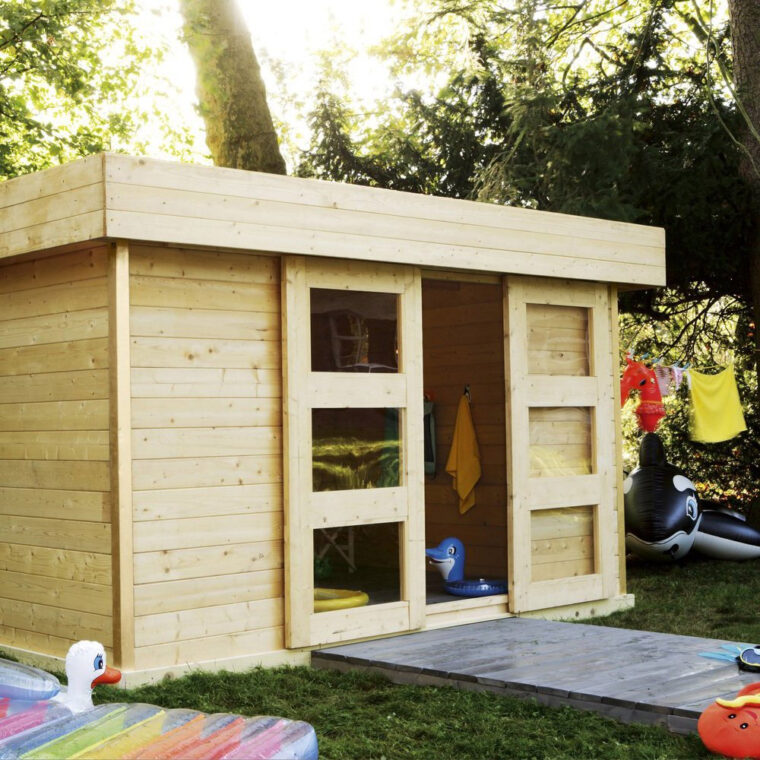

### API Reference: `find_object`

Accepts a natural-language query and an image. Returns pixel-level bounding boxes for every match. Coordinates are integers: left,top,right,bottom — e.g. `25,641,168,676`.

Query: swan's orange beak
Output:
92,666,121,687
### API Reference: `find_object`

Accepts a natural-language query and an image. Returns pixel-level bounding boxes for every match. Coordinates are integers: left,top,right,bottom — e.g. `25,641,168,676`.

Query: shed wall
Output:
0,246,112,658
128,245,285,670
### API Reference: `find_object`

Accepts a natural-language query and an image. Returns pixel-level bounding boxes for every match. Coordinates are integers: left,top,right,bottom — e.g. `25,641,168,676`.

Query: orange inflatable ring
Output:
313,588,369,613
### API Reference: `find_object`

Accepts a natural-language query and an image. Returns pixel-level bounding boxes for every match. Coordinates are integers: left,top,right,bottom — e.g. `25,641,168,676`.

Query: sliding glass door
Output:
282,256,425,648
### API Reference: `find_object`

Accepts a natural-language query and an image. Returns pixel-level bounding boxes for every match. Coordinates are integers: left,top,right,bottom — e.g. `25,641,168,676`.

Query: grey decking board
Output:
396,626,620,669
666,714,698,735
560,639,749,699
358,631,596,676
313,617,750,735
460,635,667,685
647,675,753,710
551,653,718,695
615,665,745,704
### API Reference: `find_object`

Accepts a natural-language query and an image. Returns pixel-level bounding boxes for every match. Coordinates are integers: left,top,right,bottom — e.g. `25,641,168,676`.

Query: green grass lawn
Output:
90,556,759,759
94,667,709,760
587,554,760,643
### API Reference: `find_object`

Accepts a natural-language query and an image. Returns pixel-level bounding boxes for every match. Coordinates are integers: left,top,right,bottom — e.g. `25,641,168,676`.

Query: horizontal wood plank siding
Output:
0,155,105,260
98,154,664,287
507,280,620,613
129,245,285,670
527,297,620,591
0,246,112,658
0,154,664,285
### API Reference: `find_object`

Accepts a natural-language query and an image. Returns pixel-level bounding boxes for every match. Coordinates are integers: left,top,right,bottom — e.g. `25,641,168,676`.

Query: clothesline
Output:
627,351,690,369
623,351,747,443
624,349,734,374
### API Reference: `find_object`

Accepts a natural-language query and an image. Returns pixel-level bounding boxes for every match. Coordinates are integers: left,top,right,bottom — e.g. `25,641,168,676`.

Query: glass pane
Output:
311,288,398,372
531,506,595,582
527,304,589,376
312,408,400,491
529,407,593,477
314,522,400,611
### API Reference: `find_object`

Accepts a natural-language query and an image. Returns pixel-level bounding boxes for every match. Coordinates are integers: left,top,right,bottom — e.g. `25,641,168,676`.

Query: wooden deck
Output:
313,617,757,734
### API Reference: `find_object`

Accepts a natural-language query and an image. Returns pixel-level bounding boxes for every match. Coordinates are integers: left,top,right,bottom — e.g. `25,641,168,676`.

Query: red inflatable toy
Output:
698,682,760,759
620,357,665,433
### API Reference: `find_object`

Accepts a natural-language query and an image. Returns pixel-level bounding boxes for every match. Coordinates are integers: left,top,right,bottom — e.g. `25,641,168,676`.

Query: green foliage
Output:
620,294,759,509
301,0,752,290
312,438,400,491
300,0,760,503
0,0,201,179
95,663,709,759
298,18,507,197
299,0,750,279
0,0,145,178
313,555,332,581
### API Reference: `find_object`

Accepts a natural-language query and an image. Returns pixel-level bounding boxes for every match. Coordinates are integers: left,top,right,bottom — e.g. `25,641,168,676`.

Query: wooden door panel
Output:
505,277,618,614
282,256,424,647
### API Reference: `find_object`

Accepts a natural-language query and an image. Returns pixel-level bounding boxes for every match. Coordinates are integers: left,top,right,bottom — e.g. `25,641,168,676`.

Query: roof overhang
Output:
0,153,665,288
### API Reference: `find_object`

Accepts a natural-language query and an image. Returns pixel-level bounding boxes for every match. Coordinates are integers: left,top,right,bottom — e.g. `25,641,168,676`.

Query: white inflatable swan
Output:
0,640,120,714
52,640,121,713
0,640,319,759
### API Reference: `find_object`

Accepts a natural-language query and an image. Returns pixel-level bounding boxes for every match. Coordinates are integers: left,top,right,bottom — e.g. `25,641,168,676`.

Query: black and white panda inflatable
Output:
624,433,760,562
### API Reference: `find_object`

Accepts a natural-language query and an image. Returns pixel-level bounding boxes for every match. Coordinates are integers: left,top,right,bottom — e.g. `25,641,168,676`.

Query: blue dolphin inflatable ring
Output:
426,537,507,596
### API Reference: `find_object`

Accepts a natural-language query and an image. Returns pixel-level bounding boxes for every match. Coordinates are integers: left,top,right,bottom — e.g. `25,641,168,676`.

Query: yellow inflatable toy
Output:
313,588,369,612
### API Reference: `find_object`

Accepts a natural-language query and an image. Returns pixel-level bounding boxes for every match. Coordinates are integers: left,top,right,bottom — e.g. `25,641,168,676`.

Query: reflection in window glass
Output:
529,407,593,477
312,408,400,491
313,522,400,611
310,288,398,372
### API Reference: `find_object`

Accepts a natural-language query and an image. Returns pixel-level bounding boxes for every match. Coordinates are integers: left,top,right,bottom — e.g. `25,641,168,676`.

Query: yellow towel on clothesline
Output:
689,364,746,443
446,394,482,514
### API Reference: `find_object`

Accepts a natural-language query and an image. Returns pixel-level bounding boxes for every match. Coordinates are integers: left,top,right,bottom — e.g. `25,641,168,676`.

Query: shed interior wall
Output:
0,246,113,658
129,245,285,670
422,279,508,585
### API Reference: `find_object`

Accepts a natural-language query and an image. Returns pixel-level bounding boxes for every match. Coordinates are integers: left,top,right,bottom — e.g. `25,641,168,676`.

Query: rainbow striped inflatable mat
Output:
0,697,318,759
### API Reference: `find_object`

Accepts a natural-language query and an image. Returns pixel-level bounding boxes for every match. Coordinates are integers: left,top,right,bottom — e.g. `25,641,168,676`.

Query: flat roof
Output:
0,153,665,287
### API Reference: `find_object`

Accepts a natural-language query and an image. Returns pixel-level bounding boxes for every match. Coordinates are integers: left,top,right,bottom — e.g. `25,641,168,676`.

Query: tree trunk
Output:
179,0,287,174
727,0,760,400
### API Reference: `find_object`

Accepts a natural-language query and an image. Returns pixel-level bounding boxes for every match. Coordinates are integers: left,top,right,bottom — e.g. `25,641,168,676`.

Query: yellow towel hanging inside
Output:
445,394,482,514
689,364,746,443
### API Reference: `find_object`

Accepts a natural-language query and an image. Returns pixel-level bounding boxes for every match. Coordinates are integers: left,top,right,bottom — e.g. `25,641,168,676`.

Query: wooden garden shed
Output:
0,153,665,684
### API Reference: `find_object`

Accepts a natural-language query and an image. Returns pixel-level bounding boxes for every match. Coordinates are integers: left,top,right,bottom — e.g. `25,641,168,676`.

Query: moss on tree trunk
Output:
179,0,287,174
